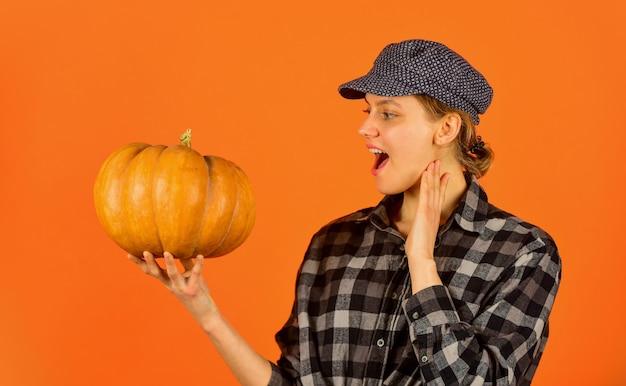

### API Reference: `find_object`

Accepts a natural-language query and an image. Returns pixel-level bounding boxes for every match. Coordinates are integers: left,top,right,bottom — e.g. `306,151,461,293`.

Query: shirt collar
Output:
367,174,490,235
449,174,489,234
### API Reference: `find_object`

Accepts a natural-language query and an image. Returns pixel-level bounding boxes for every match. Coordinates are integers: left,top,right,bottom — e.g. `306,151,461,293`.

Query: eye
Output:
382,112,396,119
362,109,371,115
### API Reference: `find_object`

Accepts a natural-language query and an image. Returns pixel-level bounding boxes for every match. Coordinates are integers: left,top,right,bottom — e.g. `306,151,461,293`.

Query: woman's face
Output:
359,93,442,196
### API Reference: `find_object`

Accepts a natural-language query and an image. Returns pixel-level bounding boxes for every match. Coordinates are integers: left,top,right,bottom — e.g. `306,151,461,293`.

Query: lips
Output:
368,147,389,175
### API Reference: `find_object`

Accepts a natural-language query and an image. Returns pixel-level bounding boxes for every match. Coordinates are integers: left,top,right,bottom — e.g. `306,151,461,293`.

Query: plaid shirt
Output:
269,176,561,386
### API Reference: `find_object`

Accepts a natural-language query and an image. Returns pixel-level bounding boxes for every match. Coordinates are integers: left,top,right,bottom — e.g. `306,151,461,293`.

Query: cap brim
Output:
339,73,415,100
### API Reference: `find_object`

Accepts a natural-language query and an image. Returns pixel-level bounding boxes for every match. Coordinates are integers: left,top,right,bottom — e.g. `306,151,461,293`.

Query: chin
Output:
374,181,405,196
374,175,419,196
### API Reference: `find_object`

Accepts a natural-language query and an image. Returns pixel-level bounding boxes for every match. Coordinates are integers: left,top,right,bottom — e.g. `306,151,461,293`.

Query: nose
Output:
357,115,379,139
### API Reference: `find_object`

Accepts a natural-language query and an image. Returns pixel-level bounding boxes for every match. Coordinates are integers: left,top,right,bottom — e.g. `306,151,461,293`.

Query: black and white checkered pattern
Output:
339,40,493,124
270,175,561,385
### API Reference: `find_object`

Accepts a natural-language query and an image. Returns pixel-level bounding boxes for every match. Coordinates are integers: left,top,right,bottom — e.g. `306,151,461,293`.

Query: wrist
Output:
187,294,222,336
200,307,226,337
409,258,442,294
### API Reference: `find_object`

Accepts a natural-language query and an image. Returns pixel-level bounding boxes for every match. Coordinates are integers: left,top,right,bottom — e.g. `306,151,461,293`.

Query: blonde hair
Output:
415,94,494,178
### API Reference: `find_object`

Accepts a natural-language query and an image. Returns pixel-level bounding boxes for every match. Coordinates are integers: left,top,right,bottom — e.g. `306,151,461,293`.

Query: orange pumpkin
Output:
93,130,255,259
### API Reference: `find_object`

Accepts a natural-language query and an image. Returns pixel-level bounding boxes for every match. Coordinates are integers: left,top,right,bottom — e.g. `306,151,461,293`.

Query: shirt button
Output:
421,356,428,363
376,338,385,348
399,245,405,251
391,292,398,300
412,312,419,320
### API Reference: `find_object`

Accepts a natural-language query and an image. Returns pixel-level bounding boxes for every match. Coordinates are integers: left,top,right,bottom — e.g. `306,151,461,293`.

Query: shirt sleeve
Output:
269,302,301,386
269,363,298,386
402,247,561,385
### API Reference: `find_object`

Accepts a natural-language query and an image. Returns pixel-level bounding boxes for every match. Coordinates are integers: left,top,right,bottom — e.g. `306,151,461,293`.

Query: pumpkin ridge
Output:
121,147,143,256
195,155,240,258
149,145,166,256
189,153,212,259
212,162,255,256
94,142,151,258
116,144,149,257
121,144,167,258
207,160,239,256
227,164,256,252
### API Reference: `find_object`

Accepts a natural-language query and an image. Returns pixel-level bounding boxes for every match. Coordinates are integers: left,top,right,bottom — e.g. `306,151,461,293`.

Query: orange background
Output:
1,1,625,385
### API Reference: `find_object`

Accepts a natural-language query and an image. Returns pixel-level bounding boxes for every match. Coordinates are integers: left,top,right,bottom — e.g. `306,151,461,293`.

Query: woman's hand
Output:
128,251,273,384
405,160,449,293
128,252,218,329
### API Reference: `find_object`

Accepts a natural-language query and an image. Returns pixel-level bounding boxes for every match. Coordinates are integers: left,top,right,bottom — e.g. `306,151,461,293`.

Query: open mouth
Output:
369,148,389,174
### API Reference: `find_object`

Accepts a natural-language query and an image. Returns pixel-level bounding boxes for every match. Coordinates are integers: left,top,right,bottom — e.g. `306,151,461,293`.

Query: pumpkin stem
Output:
180,129,192,147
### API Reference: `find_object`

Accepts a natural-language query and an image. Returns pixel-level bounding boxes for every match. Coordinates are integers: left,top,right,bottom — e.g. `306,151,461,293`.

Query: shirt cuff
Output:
268,361,295,386
403,285,460,332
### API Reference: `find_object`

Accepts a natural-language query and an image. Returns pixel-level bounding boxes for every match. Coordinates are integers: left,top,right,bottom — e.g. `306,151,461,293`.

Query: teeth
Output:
369,148,386,154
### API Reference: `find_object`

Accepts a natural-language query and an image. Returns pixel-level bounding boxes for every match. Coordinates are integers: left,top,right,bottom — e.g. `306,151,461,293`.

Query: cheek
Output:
394,134,433,166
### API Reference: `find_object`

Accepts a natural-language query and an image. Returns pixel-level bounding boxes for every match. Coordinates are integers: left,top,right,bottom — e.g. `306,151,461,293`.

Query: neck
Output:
392,167,468,238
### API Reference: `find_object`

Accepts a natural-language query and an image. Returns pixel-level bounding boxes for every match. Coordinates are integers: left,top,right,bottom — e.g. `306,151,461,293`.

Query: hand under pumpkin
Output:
128,251,218,327
128,250,274,385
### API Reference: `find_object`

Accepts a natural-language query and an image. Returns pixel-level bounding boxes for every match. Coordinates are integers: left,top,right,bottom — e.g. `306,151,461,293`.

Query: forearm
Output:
143,253,273,386
202,309,273,386
404,285,546,385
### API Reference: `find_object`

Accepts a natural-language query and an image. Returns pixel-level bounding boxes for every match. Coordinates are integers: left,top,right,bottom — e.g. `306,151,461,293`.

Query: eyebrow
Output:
364,97,403,108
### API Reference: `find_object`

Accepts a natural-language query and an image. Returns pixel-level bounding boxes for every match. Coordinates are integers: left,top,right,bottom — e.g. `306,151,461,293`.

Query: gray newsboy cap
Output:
338,39,493,124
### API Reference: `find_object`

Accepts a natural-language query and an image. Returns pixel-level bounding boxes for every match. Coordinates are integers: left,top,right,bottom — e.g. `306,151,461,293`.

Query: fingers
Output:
431,160,449,208
421,160,449,209
188,254,205,277
439,172,450,208
164,252,208,294
127,252,156,275
163,251,178,275
163,252,188,290
127,251,171,286
127,251,208,294
187,255,204,287
406,161,450,260
144,251,172,283
419,161,436,204
127,253,144,266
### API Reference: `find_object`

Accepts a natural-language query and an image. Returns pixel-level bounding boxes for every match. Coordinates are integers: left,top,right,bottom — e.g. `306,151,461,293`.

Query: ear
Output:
433,112,461,146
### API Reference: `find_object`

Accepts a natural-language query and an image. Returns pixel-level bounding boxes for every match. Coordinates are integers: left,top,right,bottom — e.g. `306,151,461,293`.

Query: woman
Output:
129,39,561,385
